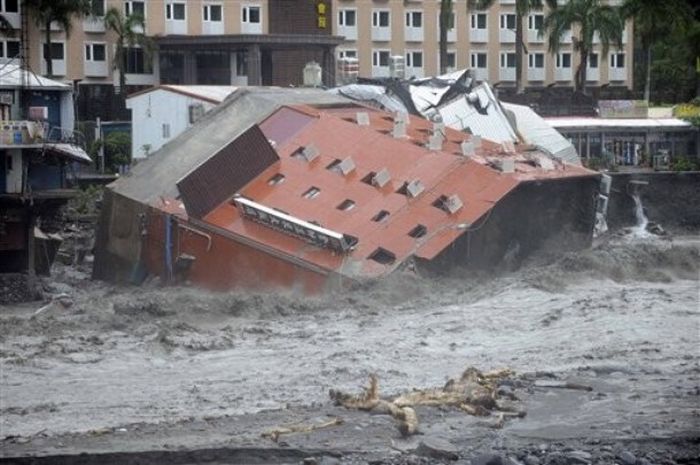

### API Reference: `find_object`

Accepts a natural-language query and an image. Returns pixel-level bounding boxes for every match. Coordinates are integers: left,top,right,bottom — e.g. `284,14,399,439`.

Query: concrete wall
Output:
126,90,218,159
423,175,601,272
606,172,700,232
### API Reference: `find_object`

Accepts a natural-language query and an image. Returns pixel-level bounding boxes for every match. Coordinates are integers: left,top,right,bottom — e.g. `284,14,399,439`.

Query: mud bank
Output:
1,235,699,463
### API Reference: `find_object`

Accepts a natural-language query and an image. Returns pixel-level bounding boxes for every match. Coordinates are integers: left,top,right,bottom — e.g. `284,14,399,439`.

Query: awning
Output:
44,143,93,164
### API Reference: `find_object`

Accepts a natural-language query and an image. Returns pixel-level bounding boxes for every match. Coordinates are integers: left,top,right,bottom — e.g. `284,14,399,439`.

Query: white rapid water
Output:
631,193,649,236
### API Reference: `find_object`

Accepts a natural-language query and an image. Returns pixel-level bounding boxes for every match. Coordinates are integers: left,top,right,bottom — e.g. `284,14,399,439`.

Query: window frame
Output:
166,1,187,21
84,42,107,62
242,5,261,24
202,3,223,22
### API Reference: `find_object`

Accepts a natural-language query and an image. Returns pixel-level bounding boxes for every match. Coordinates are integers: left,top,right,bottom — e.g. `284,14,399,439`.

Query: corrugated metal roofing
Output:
0,63,70,90
545,117,694,129
127,85,238,104
503,103,580,165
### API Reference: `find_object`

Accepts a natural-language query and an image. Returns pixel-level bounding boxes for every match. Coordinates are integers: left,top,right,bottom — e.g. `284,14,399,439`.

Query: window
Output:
408,224,427,238
405,11,422,28
372,10,390,27
302,187,321,199
242,5,261,24
528,52,544,68
406,51,423,68
42,43,65,60
610,53,625,68
528,14,543,30
338,9,356,27
89,0,105,16
471,13,487,29
372,210,390,222
443,52,456,69
500,14,515,30
125,47,151,74
1,40,20,58
471,52,487,68
2,0,18,13
589,53,599,68
166,2,186,20
85,43,106,61
124,1,145,18
556,52,571,68
268,173,285,185
368,247,396,265
203,4,222,22
162,123,171,139
372,50,390,67
500,52,516,68
338,49,357,59
337,199,356,211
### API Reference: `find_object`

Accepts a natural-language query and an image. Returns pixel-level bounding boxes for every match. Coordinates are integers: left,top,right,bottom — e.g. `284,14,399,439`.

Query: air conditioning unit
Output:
0,92,13,105
189,103,205,124
28,106,49,121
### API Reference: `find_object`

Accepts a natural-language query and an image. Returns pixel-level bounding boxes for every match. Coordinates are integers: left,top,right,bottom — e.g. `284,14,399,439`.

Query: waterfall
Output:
631,193,649,236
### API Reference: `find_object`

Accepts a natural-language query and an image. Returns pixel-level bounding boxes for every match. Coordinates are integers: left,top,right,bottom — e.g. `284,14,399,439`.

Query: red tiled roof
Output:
198,104,593,278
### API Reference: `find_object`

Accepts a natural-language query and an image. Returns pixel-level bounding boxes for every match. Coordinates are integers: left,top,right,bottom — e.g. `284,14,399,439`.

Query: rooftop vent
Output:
368,247,396,265
372,168,391,188
460,140,475,157
491,158,515,173
268,173,285,185
433,194,464,214
426,133,443,151
398,179,425,198
328,157,356,175
392,119,407,138
302,186,321,199
295,144,320,162
337,199,356,211
395,111,409,125
534,155,555,171
500,141,516,154
472,135,482,149
356,112,370,126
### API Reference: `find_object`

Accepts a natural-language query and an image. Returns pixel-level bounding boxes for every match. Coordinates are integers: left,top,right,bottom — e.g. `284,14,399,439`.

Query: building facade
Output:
1,0,633,112
333,0,633,89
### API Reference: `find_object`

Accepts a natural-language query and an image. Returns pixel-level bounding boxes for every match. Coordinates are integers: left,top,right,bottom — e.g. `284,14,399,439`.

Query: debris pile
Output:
329,367,525,436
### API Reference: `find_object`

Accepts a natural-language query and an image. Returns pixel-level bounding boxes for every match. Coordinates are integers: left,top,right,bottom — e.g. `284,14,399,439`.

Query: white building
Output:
126,85,237,159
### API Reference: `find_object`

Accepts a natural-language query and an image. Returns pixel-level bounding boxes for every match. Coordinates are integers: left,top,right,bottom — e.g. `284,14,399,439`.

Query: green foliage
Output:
103,132,131,172
103,6,151,92
670,157,699,172
71,184,103,215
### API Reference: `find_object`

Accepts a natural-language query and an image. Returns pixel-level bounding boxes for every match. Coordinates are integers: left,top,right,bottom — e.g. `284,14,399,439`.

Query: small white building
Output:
126,85,237,159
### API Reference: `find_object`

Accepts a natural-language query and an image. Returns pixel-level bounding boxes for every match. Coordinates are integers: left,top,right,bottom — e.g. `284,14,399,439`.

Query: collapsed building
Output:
94,81,600,293
1,65,92,301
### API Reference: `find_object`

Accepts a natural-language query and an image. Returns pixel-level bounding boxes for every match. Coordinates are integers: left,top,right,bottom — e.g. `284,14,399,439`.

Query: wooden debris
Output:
261,417,343,442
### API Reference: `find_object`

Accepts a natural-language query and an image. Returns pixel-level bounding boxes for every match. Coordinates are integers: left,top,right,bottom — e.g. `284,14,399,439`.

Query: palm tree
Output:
23,0,91,77
0,14,13,34
541,0,624,94
103,7,150,97
621,0,694,102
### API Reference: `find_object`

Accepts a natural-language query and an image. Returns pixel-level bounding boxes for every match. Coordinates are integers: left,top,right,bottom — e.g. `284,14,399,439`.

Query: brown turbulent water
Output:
0,233,698,443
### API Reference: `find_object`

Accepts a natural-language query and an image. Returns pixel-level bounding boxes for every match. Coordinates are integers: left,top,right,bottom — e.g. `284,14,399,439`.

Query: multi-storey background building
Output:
333,0,633,90
0,0,633,119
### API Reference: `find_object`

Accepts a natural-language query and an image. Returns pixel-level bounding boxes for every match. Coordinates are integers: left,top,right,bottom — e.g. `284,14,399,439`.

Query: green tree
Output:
23,0,92,77
542,0,624,93
0,15,13,34
103,7,150,97
621,0,694,102
450,0,544,93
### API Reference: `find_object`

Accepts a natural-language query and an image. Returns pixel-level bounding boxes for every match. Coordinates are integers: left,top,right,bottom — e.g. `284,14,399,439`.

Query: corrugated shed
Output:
177,125,280,219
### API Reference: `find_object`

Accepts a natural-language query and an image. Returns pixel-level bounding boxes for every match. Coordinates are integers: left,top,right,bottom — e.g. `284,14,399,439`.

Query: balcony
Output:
555,67,572,81
371,65,390,78
3,11,20,29
40,58,66,76
473,67,489,81
586,67,599,82
528,67,544,81
527,29,543,43
372,25,390,41
609,67,626,81
84,60,108,77
561,29,572,44
241,20,262,34
166,19,187,35
203,20,224,35
499,67,515,81
436,13,456,43
499,28,514,43
470,28,488,43
406,25,423,42
83,17,105,33
338,24,357,41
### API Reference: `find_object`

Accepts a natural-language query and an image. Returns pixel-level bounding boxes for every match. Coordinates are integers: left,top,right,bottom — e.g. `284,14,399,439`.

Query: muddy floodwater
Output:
1,233,699,463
